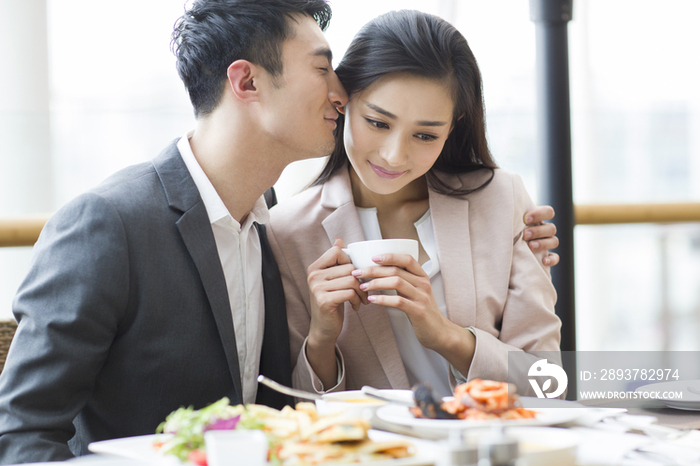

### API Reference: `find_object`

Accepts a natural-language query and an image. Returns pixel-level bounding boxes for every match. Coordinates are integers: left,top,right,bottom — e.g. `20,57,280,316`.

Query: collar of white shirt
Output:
177,132,270,229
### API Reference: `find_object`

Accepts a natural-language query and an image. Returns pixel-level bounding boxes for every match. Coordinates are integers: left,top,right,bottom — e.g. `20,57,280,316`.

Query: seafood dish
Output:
410,379,536,420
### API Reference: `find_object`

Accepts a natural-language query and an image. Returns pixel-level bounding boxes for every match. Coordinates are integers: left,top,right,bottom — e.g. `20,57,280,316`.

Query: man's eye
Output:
318,67,329,73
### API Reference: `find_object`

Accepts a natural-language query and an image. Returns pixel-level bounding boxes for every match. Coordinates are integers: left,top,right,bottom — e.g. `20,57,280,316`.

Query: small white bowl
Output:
315,390,387,419
316,389,414,419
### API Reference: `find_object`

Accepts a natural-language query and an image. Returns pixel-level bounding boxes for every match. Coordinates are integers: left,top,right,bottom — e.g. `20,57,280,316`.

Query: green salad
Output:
155,397,265,465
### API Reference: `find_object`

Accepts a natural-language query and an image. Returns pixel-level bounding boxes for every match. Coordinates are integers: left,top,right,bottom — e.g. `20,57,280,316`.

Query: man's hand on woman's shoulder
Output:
523,205,559,267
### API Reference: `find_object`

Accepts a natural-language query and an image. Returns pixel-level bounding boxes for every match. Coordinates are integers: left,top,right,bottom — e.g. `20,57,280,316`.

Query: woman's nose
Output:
381,136,409,167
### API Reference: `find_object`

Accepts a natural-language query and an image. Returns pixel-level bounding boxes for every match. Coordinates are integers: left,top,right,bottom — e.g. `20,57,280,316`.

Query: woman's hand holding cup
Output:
305,238,369,389
306,239,367,344
350,247,451,351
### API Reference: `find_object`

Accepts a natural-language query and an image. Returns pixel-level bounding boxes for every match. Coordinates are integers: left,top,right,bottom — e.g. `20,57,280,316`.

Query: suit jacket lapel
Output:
321,169,410,389
429,188,476,328
256,223,294,409
152,141,243,403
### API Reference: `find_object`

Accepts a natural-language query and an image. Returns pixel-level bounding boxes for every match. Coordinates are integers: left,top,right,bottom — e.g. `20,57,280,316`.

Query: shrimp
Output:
459,379,514,411
410,379,537,421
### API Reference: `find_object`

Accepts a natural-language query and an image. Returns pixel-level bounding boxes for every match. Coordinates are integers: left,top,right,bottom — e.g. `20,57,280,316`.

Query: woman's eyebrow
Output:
416,119,448,127
366,102,448,127
366,102,396,119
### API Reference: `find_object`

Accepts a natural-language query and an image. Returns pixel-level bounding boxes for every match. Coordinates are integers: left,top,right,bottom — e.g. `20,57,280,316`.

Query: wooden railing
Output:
0,215,51,248
574,202,700,226
1,202,699,248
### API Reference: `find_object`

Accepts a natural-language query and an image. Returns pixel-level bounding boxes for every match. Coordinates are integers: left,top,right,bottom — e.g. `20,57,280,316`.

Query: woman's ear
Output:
226,59,259,102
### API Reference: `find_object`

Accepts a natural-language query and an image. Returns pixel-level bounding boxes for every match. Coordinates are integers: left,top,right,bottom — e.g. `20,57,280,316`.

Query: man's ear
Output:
227,59,259,102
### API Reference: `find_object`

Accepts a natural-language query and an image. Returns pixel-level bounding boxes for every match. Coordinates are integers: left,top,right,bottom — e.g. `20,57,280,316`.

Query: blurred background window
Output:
1,0,698,352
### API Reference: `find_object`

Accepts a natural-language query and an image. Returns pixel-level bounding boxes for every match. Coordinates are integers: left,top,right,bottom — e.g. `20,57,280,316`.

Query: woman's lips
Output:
369,161,406,179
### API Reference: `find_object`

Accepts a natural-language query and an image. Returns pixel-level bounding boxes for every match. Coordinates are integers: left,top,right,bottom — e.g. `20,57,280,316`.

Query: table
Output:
579,398,700,430
8,401,700,466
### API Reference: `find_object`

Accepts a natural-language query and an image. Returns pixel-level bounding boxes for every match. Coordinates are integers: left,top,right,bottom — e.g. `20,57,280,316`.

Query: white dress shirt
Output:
178,133,268,404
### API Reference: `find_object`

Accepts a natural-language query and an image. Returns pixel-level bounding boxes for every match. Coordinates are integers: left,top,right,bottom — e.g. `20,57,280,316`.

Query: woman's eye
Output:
366,118,388,129
416,133,438,141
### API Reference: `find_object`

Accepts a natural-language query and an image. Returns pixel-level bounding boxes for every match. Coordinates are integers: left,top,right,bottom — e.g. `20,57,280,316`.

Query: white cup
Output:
342,239,419,269
204,430,268,466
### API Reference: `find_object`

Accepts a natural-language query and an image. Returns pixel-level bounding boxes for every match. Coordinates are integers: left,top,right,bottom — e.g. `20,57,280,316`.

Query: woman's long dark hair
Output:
312,10,496,197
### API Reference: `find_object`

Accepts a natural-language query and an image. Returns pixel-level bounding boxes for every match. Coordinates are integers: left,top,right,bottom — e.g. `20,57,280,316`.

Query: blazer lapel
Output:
321,169,410,389
152,141,243,403
255,223,294,409
429,189,476,328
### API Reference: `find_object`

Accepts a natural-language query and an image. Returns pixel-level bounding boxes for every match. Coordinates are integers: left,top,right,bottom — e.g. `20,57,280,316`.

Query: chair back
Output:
0,320,18,374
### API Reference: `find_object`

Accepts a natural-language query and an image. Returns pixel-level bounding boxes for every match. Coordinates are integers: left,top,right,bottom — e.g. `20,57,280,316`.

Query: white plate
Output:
89,431,437,466
635,379,700,410
367,430,438,466
518,397,585,409
376,400,582,432
89,434,179,464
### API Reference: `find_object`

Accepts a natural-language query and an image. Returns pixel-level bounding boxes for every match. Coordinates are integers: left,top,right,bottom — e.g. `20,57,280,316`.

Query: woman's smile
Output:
369,161,406,179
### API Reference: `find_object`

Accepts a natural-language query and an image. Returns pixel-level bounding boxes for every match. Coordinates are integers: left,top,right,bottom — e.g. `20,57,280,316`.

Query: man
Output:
0,1,345,462
0,0,558,463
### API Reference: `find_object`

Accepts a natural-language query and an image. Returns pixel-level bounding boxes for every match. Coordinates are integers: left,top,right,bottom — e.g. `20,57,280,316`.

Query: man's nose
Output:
328,71,348,108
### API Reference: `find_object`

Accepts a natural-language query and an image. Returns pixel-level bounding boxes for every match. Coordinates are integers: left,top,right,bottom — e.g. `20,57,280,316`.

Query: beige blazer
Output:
267,166,561,395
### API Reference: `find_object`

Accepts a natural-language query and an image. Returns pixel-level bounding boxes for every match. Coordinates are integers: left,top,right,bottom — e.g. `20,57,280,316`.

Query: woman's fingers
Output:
361,275,445,350
308,263,355,282
315,288,364,312
347,253,451,351
309,267,367,306
367,292,415,311
357,253,425,277
307,239,351,273
307,239,368,319
361,275,418,299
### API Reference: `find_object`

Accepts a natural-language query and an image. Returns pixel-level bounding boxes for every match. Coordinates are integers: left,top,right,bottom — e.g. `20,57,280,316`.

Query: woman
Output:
267,10,561,397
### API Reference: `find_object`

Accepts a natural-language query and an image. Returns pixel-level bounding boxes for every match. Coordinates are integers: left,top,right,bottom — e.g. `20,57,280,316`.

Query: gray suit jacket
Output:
0,141,293,463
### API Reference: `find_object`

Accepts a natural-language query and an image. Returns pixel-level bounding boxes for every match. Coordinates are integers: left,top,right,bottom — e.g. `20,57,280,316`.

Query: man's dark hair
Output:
171,0,332,118
313,10,497,197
